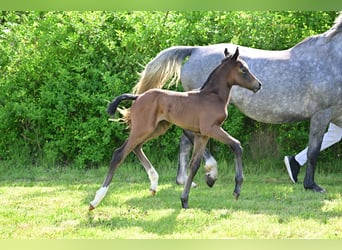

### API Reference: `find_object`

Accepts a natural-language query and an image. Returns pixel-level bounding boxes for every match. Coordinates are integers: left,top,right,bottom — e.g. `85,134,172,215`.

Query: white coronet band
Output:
89,186,108,208
148,168,159,191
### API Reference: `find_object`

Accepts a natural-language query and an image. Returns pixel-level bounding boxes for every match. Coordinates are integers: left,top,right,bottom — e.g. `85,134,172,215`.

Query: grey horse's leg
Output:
203,149,218,187
304,111,331,193
177,130,218,187
176,133,192,185
181,135,209,209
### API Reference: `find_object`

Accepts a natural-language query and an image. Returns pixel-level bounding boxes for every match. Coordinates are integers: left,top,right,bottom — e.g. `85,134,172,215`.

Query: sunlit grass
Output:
0,160,341,239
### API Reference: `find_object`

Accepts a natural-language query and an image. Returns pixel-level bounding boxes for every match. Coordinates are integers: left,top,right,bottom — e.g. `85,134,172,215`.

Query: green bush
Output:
0,11,339,168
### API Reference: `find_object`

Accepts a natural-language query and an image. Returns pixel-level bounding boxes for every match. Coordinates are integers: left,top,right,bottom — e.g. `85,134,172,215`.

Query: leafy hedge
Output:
0,11,339,168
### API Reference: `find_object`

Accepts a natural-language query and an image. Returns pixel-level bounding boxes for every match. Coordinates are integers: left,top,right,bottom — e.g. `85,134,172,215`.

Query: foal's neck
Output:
200,63,232,103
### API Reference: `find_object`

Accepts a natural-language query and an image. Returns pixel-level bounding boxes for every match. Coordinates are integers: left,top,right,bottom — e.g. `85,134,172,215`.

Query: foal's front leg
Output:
177,130,218,187
205,126,244,200
181,135,209,209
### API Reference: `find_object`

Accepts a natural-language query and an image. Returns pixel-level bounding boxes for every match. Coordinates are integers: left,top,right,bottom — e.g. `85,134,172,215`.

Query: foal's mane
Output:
199,55,232,90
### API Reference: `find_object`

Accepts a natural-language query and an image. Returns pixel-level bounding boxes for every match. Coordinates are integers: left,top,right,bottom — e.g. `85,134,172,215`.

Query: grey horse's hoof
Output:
150,189,157,196
233,191,240,200
304,183,326,193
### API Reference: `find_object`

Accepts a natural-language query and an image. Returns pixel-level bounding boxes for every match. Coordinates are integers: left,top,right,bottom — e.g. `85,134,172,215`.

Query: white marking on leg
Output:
90,186,108,208
148,168,159,192
204,156,218,179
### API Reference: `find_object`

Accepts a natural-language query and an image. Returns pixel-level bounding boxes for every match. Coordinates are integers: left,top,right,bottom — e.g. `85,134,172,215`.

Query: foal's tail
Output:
107,94,138,116
132,46,195,94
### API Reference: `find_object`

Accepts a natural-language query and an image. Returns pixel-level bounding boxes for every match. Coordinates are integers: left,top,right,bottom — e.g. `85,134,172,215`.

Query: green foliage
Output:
0,11,340,168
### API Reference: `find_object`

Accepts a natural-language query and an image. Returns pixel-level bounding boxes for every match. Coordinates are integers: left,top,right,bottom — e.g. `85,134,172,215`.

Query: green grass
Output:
0,159,341,239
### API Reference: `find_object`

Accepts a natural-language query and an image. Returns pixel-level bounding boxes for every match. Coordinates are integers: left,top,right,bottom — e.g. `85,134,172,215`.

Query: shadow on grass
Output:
80,173,342,237
1,163,340,238
81,185,183,236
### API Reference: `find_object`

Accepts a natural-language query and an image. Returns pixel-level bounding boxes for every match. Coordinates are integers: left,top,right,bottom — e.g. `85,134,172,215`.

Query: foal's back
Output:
130,88,227,133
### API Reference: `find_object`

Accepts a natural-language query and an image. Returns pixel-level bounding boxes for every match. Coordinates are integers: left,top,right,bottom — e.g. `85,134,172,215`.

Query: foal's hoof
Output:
205,174,217,188
304,183,326,193
233,192,240,200
150,189,157,196
181,198,189,209
89,204,95,211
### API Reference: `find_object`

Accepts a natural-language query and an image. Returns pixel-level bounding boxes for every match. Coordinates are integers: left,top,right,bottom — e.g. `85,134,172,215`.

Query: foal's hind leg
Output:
89,139,138,210
89,123,161,211
134,121,171,195
134,145,159,195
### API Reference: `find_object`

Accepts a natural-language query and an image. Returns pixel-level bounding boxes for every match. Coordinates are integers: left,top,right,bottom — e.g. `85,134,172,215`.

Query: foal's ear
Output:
232,47,239,61
224,48,229,57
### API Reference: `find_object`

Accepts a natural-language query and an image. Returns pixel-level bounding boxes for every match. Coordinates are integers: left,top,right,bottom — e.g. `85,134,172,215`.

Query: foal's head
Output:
223,48,262,93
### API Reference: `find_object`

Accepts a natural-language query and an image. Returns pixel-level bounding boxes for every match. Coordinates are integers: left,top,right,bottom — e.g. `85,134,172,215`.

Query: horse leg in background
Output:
177,130,218,187
176,133,192,185
304,111,331,193
181,135,209,209
203,149,218,187
89,139,137,210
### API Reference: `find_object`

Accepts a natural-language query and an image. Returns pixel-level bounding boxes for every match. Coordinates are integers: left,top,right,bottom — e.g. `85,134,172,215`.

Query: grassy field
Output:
0,159,341,239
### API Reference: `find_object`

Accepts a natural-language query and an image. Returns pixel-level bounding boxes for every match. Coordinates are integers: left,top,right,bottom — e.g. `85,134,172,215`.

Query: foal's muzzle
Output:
253,82,262,93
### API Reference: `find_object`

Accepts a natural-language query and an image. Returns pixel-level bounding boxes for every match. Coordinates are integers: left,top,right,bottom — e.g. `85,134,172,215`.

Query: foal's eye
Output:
239,66,247,74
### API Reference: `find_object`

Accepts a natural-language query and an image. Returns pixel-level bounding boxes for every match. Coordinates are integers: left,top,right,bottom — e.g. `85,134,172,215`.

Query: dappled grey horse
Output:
133,13,342,193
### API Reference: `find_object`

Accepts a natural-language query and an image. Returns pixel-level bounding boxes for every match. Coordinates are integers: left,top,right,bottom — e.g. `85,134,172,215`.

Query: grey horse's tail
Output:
107,94,138,116
132,46,195,94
